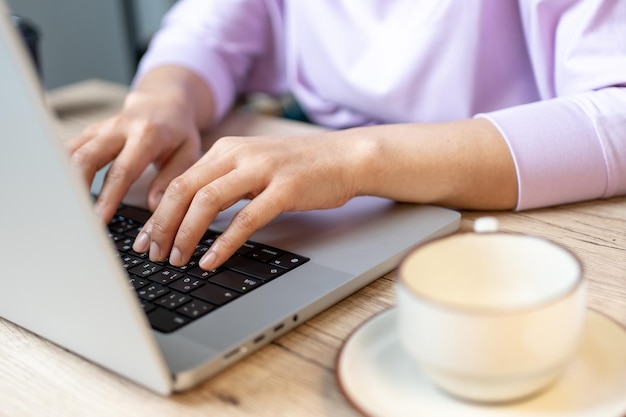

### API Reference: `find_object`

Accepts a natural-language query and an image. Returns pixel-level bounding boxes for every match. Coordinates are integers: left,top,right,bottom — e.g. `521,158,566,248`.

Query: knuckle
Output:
231,209,258,233
149,216,169,238
81,121,104,136
212,136,240,154
102,115,125,135
134,120,161,138
70,148,96,172
105,163,133,184
167,176,192,199
217,135,237,145
195,185,221,207
113,116,163,143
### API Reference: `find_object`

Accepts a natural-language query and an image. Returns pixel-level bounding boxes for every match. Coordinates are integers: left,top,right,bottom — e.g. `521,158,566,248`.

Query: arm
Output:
133,117,517,269
347,118,517,210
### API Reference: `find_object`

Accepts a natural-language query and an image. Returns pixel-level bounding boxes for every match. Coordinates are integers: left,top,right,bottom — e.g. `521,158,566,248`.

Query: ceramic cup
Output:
396,218,586,403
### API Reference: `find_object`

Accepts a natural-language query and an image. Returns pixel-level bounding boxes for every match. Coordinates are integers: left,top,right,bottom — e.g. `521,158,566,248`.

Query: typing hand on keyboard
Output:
131,131,360,272
111,204,308,333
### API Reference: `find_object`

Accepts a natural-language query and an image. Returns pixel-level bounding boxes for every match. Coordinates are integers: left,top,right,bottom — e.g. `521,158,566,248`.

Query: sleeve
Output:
477,0,626,210
134,0,285,126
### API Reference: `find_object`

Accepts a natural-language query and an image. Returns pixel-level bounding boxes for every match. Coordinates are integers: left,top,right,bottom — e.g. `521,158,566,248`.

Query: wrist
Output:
133,65,215,130
330,127,385,198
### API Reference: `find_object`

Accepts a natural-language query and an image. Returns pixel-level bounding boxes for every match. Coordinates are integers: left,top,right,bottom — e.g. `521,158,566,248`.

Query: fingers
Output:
135,185,282,273
146,131,202,211
199,192,283,270
138,174,197,263
94,131,163,222
137,163,257,264
64,119,108,153
68,113,201,224
68,120,125,189
170,169,268,267
71,119,168,223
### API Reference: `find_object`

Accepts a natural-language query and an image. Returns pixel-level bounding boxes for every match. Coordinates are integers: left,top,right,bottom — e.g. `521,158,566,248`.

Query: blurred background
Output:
7,0,308,121
7,0,176,89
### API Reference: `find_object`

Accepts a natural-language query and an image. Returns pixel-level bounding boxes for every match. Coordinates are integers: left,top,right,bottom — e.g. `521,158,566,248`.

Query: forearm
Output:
344,118,518,210
132,65,215,132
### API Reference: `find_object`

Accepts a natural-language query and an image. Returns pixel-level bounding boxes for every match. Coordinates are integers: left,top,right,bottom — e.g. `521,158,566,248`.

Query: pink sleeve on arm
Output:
133,0,282,126
477,88,626,210
476,0,626,210
137,31,237,126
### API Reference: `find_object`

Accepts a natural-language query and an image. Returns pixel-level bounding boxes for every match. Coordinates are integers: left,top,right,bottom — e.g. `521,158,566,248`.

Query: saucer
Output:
336,308,626,417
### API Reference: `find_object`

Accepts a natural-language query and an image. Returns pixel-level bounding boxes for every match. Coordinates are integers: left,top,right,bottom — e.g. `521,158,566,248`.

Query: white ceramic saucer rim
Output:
336,307,626,417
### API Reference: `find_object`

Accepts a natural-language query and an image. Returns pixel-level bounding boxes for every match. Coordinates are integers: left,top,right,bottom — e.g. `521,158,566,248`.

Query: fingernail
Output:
133,231,150,253
149,241,162,261
169,246,183,266
199,251,217,270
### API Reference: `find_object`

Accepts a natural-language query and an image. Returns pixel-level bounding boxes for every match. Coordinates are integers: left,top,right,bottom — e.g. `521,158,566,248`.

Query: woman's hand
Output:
65,66,214,224
132,130,368,270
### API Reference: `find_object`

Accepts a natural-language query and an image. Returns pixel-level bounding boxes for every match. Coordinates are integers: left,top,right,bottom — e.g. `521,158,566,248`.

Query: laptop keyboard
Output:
108,204,309,333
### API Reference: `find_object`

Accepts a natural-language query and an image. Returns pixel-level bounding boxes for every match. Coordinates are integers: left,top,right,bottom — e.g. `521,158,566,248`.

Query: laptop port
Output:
224,346,247,360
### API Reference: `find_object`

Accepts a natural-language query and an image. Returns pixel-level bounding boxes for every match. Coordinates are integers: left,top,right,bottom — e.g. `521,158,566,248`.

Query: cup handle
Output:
473,216,499,233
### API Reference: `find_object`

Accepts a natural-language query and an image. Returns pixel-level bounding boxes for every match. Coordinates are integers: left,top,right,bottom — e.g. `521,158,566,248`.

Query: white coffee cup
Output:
396,218,586,403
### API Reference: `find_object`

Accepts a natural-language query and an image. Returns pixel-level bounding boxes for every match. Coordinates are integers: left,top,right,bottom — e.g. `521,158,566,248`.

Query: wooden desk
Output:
1,80,625,417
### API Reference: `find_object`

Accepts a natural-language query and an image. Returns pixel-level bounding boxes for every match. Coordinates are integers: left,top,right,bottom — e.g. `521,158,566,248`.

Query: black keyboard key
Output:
129,261,164,278
116,205,152,223
188,265,219,280
108,232,124,242
149,268,185,285
270,253,309,270
191,244,209,259
124,225,142,238
128,249,149,259
137,283,169,301
156,292,192,309
115,238,134,252
120,254,142,270
148,307,189,333
170,276,205,293
109,219,136,235
200,232,219,247
168,259,199,272
177,300,215,319
191,282,240,306
236,241,258,255
140,299,156,314
249,247,280,262
224,256,285,281
209,270,263,293
129,276,150,290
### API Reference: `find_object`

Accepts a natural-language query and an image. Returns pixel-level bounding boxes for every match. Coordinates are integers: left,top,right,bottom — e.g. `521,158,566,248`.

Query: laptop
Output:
0,2,460,395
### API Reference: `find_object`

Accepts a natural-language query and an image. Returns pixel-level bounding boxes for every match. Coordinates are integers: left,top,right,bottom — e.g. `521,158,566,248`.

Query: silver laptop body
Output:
0,2,460,394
